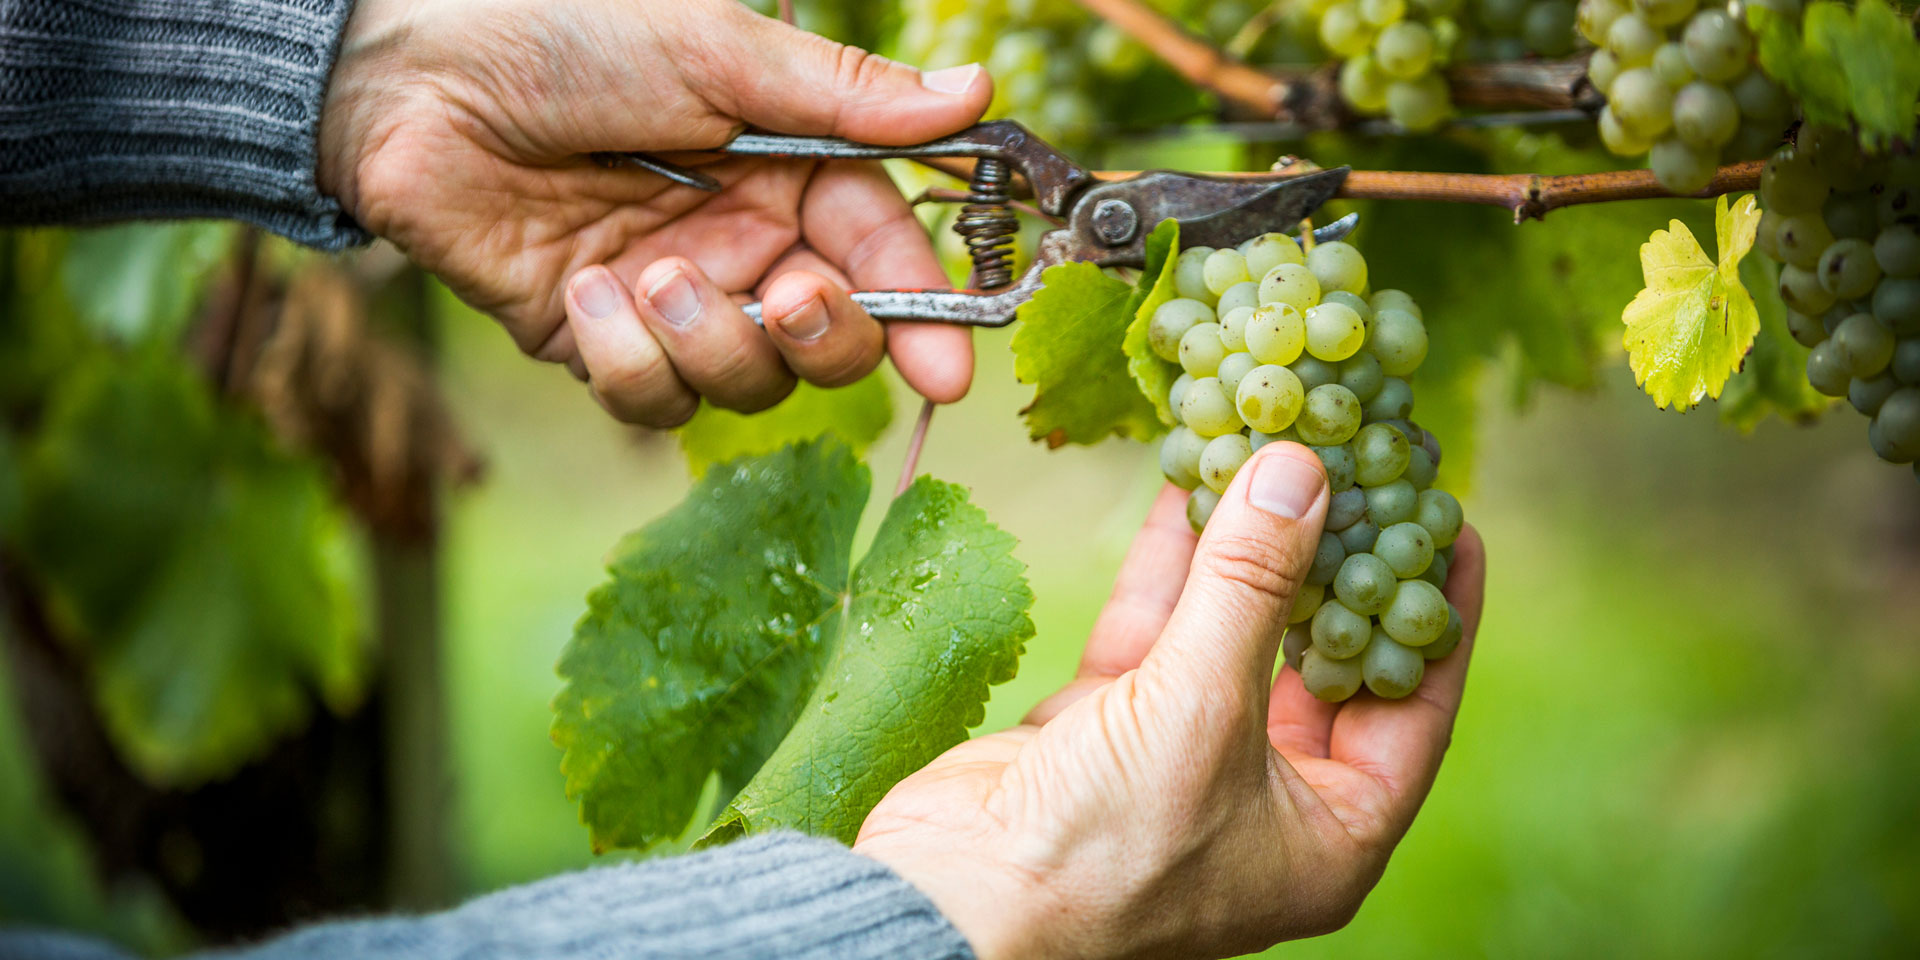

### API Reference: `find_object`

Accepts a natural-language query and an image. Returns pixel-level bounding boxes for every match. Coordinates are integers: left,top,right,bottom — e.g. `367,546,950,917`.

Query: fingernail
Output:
646,271,702,327
778,297,830,341
920,63,981,95
1249,453,1324,519
573,270,620,321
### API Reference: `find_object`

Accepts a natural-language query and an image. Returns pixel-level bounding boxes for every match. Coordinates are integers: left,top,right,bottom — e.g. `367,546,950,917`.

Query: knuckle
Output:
1199,534,1301,608
832,45,897,95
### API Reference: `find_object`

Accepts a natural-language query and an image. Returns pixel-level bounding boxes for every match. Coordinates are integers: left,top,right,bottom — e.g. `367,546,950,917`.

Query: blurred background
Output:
4,0,1919,956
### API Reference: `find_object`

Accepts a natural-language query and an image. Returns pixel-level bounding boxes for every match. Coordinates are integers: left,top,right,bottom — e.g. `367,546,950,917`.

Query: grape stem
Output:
777,0,794,24
897,399,937,497
1070,0,1601,127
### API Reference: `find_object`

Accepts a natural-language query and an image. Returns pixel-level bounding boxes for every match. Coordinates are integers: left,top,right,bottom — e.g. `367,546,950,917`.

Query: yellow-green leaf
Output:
1010,260,1162,446
1622,194,1763,410
677,376,892,478
1121,219,1184,427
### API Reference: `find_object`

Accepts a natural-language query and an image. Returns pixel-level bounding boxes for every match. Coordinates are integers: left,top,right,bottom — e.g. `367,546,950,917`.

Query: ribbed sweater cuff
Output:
0,0,372,249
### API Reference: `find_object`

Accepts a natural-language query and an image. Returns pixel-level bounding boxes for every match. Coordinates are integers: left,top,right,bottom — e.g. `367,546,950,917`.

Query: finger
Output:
630,257,797,413
1140,443,1330,716
694,5,993,144
759,270,888,388
1325,524,1487,832
565,267,699,427
1025,484,1197,725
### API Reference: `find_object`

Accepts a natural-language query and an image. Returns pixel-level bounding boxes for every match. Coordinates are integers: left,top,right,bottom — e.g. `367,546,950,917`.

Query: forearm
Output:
0,0,369,248
0,833,975,960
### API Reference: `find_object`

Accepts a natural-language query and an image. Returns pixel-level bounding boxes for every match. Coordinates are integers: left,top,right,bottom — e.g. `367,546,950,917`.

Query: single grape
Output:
1311,597,1374,659
1361,0,1408,27
1419,545,1450,587
1168,373,1195,420
1174,246,1217,303
1805,339,1853,396
1874,388,1920,462
1598,105,1652,156
1802,125,1865,184
1218,281,1261,318
1149,298,1215,361
1305,302,1368,361
1307,532,1350,589
1381,577,1448,646
1339,352,1386,403
1354,423,1412,486
1219,306,1254,352
1180,376,1242,436
1283,623,1313,672
1603,71,1677,137
1362,630,1425,698
1375,21,1435,80
1876,225,1920,277
1337,516,1381,554
1199,433,1253,493
1524,1,1578,56
1577,0,1628,46
1649,136,1716,194
1306,241,1369,295
1312,443,1360,490
1415,488,1464,547
1245,302,1308,365
1404,445,1438,489
1831,312,1895,377
1260,263,1322,312
1297,383,1364,445
1760,148,1827,215
1672,82,1738,149
1784,309,1827,348
1186,486,1221,532
1322,290,1374,329
1824,191,1879,241
1589,49,1622,98
1776,214,1836,269
1370,307,1429,376
1369,288,1422,319
1291,354,1341,392
1374,521,1435,578
1328,486,1369,530
1236,364,1307,433
1320,3,1376,58
1874,277,1920,335
1179,321,1227,377
1242,232,1305,278
1364,377,1415,421
1160,426,1207,489
1893,337,1920,385
1217,350,1260,399
1386,73,1450,132
1366,479,1419,525
1850,375,1899,416
1681,8,1750,82
1335,552,1398,616
1416,604,1463,660
1301,648,1364,701
1634,0,1697,27
1731,70,1789,123
1778,262,1837,314
1249,429,1285,451
1607,13,1663,67
1203,248,1252,297
1651,42,1695,88
1818,239,1882,300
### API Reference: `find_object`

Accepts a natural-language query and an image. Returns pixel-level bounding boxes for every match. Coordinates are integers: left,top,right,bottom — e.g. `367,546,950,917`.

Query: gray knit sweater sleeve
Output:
0,0,371,249
0,833,978,960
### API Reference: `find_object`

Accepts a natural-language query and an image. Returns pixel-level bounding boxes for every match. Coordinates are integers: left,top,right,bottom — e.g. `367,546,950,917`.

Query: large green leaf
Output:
1718,254,1832,430
17,351,365,785
60,223,233,345
552,439,1032,851
1012,257,1164,446
1750,0,1920,151
1122,219,1185,426
677,376,893,478
705,476,1031,845
1621,195,1762,410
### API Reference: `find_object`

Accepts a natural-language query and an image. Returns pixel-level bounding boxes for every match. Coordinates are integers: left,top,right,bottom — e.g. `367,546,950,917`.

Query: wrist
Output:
854,835,1064,960
316,0,424,215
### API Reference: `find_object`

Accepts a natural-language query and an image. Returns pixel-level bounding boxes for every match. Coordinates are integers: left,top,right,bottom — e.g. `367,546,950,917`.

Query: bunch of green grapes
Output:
1462,0,1582,61
1755,127,1920,478
897,0,1104,146
1150,234,1467,701
1579,0,1798,192
1307,0,1462,132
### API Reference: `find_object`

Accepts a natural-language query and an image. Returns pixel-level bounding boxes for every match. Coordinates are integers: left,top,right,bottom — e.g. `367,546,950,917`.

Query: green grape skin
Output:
1311,597,1374,659
1186,485,1221,532
1364,377,1415,421
1200,433,1253,493
1365,479,1419,525
1728,121,1784,163
1598,105,1652,156
1361,0,1408,27
1784,309,1827,348
1374,21,1435,80
1650,136,1716,194
1850,375,1899,417
1825,191,1879,241
1353,423,1412,486
1606,13,1663,67
1180,376,1243,437
1876,226,1920,277
1874,388,1920,462
1680,8,1749,82
1219,306,1254,352
1651,42,1694,88
1589,49,1623,98
1242,232,1305,278
1802,124,1865,184
1731,71,1789,123
1361,630,1425,698
1414,488,1464,547
1160,426,1207,489
1312,443,1360,490
1179,321,1227,377
1150,298,1215,361
1248,429,1284,451
1525,1,1578,56
1672,82,1738,149
1369,288,1422,319
1369,308,1429,376
1894,338,1920,385
1322,290,1375,328
1259,263,1323,312
1339,352,1386,403
1308,242,1371,298
1334,552,1398,616
1168,373,1195,421
1778,262,1837,315
1290,355,1342,392
1881,183,1919,228
1320,3,1377,59
1381,577,1448,646
1236,364,1307,433
1328,487,1369,531
1245,302,1308,365
1283,623,1313,672
1175,246,1218,303
1418,546,1450,587
1818,239,1882,300
1755,209,1785,261
1874,277,1920,335
1422,604,1465,660
1805,339,1853,397
1404,445,1439,489
1296,383,1364,445
1386,73,1450,133
1301,648,1365,702
1634,0,1698,27
1776,214,1836,269
1760,148,1827,216
1831,313,1895,377
1305,302,1368,362
1337,516,1380,555
1217,350,1260,399
1308,531,1349,587
1218,281,1261,318
1204,248,1253,296
1577,0,1628,46
1374,521,1435,578
1609,68,1673,138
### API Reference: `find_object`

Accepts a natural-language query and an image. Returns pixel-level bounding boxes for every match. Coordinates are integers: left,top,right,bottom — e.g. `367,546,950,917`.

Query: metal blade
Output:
1171,167,1350,250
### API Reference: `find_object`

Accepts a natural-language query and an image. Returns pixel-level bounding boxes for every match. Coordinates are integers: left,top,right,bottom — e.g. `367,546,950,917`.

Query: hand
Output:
317,0,992,425
854,442,1487,960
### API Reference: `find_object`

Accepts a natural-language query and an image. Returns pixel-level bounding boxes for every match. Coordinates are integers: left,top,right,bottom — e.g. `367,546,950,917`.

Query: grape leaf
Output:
1122,219,1184,427
703,475,1031,846
677,376,893,477
552,439,1032,852
1621,194,1763,411
1749,0,1920,151
1012,257,1164,446
16,351,365,785
61,223,233,345
1719,254,1832,430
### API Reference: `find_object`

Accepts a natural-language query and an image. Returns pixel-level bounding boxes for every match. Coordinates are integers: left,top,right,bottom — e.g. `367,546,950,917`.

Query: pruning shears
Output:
609,120,1353,326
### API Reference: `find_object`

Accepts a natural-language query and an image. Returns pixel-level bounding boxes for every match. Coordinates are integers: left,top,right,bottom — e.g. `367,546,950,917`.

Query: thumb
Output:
1142,443,1328,710
710,7,993,143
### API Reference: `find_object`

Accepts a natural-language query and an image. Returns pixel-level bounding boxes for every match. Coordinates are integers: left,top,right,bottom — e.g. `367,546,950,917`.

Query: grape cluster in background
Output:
1756,127,1920,478
1152,234,1467,701
1580,0,1799,192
